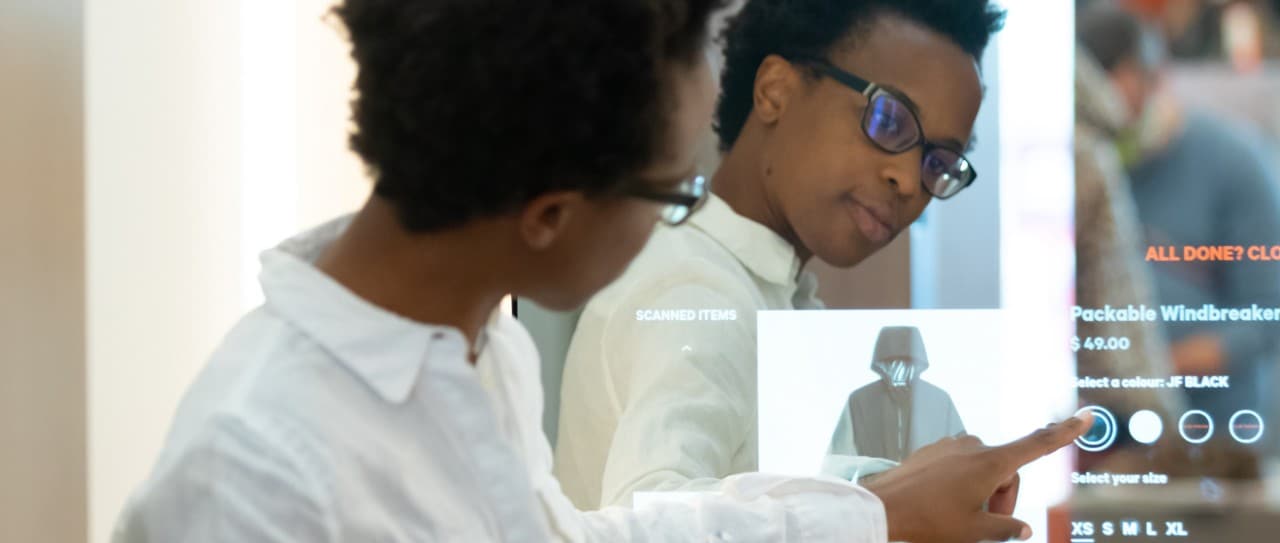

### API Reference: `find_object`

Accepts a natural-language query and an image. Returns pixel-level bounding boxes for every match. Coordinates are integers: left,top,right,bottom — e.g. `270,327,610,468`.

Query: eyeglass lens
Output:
864,95,921,152
660,175,707,226
922,146,972,199
862,91,974,199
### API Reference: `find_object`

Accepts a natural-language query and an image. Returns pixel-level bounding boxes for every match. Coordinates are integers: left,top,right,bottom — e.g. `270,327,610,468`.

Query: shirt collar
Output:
688,193,802,286
258,215,475,404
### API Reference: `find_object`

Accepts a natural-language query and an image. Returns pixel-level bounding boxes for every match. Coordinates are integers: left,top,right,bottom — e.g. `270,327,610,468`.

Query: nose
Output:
881,151,923,200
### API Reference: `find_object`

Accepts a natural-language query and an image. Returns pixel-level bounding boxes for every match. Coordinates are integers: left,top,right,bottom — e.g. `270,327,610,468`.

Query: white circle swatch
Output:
1128,410,1163,445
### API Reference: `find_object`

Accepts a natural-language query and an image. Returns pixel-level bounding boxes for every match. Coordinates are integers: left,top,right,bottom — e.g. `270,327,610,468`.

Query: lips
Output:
847,196,896,244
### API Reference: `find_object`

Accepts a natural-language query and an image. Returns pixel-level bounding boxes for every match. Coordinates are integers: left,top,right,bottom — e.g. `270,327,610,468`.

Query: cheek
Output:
587,202,658,280
541,202,656,310
771,140,860,208
616,205,660,256
773,98,853,176
772,152,865,242
903,193,932,224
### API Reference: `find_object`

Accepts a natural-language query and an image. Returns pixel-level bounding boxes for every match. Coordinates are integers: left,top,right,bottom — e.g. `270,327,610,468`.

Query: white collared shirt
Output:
555,194,891,514
113,217,887,543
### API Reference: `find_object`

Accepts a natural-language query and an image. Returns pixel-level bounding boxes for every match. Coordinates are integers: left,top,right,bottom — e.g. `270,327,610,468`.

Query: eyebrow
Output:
871,79,979,155
930,136,973,155
877,85,975,154
879,83,923,116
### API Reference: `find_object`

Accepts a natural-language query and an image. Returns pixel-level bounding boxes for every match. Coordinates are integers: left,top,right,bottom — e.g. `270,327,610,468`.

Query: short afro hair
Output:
715,0,1006,151
333,0,725,232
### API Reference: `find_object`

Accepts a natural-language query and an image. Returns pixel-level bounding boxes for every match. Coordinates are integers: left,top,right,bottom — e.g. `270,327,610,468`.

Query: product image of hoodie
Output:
825,326,966,463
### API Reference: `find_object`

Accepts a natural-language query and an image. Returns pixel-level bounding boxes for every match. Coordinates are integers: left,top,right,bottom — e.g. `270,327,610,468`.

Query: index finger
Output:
995,413,1093,468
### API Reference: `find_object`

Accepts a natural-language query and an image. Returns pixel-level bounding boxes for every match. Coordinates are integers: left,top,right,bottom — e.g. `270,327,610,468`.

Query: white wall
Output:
993,2,1079,541
294,0,369,227
910,41,1003,310
86,1,365,541
86,2,244,541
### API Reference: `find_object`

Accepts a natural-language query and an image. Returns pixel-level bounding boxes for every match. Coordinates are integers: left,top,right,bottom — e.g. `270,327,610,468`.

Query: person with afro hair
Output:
114,0,1087,541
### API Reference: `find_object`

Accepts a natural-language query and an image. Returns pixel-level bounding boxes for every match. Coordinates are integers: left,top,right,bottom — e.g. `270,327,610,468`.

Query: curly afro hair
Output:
333,0,726,232
715,0,1006,151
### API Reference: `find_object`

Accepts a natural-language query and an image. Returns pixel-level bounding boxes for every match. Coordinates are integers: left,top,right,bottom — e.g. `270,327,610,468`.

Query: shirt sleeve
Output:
576,475,889,543
531,412,889,543
508,304,889,543
594,278,760,507
113,415,334,543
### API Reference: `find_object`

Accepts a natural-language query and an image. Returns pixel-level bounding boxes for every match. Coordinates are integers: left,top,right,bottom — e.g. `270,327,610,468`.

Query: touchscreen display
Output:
521,1,1280,541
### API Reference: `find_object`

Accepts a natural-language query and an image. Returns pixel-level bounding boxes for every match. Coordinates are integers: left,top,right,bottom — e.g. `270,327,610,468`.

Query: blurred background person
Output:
1072,18,1184,428
1126,0,1280,67
1127,0,1280,140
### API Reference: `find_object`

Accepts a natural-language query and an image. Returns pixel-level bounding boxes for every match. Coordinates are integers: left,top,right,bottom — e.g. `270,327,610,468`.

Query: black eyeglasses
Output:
789,57,978,200
624,174,708,226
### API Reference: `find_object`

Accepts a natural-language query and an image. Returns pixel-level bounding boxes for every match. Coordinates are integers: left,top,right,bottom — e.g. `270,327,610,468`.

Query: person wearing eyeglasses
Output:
555,0,1005,512
109,0,1091,541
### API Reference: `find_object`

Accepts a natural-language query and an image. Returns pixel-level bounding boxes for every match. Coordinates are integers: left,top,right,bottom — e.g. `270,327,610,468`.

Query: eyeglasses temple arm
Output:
805,60,876,97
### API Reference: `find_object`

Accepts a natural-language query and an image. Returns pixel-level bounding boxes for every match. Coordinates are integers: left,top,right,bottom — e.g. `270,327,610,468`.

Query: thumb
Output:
973,513,1033,542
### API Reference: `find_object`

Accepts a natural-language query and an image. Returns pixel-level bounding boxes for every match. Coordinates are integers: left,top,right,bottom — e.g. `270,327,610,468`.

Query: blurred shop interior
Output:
1071,0,1280,539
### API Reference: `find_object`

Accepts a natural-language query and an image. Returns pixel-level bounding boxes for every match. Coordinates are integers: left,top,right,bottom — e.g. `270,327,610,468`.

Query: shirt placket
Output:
430,338,547,542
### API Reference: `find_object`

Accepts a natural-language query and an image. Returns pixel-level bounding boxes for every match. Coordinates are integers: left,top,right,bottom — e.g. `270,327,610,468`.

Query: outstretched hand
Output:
863,414,1091,543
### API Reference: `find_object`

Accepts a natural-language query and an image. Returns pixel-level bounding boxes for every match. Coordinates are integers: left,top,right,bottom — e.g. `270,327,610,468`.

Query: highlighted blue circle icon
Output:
1229,410,1265,444
1178,410,1214,444
1075,406,1117,452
